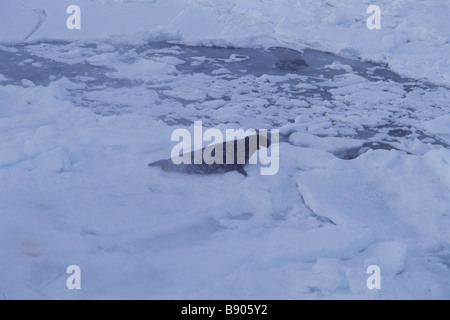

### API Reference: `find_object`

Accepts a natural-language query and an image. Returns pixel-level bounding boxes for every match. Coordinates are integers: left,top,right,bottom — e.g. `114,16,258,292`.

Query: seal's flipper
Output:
148,159,167,167
148,158,176,172
236,166,248,177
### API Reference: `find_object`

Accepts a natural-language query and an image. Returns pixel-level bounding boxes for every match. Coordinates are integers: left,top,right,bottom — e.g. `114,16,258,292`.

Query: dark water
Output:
0,40,416,88
0,40,446,158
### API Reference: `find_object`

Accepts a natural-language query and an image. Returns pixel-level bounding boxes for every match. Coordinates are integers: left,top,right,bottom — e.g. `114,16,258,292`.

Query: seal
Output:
149,133,270,176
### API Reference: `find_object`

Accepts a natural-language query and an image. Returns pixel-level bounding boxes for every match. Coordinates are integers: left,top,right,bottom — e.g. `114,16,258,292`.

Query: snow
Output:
422,115,450,144
0,0,449,300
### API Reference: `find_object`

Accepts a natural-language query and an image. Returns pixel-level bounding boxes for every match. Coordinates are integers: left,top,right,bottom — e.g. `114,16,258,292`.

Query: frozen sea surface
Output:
0,40,449,299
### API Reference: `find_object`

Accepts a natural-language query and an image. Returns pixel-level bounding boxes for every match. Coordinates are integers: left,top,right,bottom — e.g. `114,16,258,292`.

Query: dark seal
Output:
149,133,270,176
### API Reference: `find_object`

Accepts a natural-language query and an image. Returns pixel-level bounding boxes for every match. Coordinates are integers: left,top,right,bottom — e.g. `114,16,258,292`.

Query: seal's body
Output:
149,134,270,176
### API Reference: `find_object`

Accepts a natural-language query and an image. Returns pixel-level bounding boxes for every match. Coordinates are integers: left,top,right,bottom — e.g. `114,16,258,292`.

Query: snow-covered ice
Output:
0,0,449,300
2,0,449,86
